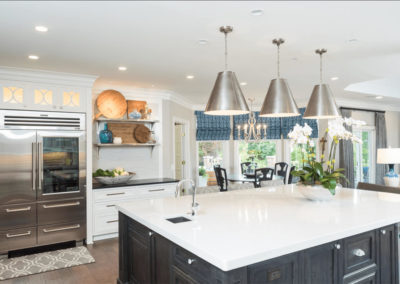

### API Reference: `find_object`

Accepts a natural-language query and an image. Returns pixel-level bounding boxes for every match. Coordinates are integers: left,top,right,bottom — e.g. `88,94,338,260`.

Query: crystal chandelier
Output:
237,98,268,142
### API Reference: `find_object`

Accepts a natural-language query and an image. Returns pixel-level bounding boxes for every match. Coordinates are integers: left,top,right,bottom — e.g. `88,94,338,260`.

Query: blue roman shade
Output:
233,112,282,140
281,108,318,138
195,108,318,141
195,111,231,141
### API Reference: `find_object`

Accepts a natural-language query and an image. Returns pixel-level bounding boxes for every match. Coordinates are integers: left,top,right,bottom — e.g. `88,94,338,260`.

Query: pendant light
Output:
304,49,341,119
204,26,249,115
260,38,300,117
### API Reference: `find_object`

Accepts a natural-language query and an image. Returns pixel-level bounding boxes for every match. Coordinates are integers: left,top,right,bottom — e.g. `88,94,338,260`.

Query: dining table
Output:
227,173,284,183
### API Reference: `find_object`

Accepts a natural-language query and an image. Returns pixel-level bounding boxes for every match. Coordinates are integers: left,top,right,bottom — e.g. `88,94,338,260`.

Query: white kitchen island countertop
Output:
116,185,400,271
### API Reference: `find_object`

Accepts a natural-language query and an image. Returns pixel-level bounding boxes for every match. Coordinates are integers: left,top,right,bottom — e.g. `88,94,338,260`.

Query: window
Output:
289,139,318,169
238,141,277,168
353,127,376,185
198,141,224,170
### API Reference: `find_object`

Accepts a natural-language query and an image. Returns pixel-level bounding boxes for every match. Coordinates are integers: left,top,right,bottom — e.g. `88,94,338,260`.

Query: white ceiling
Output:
1,1,400,107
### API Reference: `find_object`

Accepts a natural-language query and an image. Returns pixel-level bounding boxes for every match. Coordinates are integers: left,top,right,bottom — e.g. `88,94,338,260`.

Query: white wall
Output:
162,99,197,181
92,86,197,181
92,87,163,179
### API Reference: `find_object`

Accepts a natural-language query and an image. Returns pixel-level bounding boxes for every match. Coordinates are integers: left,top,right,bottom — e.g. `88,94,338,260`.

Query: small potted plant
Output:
198,166,208,187
289,117,365,201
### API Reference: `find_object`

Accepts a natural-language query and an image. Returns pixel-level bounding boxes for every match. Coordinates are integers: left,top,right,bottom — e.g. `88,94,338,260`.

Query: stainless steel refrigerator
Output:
0,110,86,254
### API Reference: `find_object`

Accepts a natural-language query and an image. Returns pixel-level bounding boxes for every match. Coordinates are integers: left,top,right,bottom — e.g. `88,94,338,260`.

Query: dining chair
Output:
241,162,258,175
214,165,228,191
275,162,289,183
254,168,274,188
288,166,296,184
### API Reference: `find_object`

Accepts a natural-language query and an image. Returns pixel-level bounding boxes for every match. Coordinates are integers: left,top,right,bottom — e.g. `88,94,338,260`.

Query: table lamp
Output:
377,148,400,187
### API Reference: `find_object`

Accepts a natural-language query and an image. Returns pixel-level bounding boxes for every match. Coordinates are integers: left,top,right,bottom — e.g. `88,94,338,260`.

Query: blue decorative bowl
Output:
128,110,142,120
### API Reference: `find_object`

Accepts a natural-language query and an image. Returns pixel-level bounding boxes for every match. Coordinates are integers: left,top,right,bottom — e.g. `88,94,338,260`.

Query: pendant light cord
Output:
277,43,280,78
316,48,327,84
320,53,323,84
224,32,228,70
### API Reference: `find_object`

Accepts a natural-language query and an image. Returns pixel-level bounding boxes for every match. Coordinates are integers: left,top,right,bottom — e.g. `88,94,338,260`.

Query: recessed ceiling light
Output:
186,75,194,79
240,82,247,86
348,38,358,43
376,96,383,99
198,39,208,45
35,26,48,32
28,55,39,60
331,77,339,81
118,66,127,71
250,9,264,16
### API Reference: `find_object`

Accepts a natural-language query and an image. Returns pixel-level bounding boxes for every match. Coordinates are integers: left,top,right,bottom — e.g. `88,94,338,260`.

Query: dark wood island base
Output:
118,213,399,284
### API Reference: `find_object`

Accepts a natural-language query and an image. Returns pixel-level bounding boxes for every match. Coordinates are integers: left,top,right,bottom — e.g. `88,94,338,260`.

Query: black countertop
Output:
92,178,180,190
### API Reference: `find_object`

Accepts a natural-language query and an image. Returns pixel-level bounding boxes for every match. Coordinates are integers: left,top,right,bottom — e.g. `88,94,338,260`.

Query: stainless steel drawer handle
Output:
352,248,366,257
106,220,118,223
187,258,196,265
106,192,125,196
148,189,165,192
43,224,80,233
106,204,116,207
43,201,80,208
381,229,386,235
6,206,31,213
6,231,31,238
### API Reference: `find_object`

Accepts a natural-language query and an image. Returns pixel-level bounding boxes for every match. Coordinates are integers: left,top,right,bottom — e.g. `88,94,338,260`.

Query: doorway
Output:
173,118,190,181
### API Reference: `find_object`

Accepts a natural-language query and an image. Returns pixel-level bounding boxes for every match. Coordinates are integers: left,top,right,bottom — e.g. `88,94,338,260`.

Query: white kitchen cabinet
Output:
92,182,177,241
0,82,86,112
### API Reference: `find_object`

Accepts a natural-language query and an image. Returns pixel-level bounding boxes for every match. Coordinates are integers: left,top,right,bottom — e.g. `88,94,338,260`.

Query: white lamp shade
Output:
377,148,400,164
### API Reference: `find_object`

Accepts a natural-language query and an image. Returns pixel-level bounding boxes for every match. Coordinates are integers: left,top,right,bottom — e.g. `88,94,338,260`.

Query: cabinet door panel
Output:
153,234,171,284
128,223,151,284
248,253,299,284
303,242,338,284
378,225,398,284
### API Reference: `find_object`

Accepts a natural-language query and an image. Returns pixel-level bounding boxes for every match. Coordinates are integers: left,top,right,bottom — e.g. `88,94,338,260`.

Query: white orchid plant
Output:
288,117,365,195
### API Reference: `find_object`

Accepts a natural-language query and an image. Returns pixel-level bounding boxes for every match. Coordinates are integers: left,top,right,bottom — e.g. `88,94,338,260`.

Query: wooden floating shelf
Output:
95,118,159,124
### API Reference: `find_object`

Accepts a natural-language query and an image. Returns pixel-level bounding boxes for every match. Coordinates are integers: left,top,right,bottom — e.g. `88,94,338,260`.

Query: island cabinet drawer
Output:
248,252,300,284
172,246,213,283
342,230,376,275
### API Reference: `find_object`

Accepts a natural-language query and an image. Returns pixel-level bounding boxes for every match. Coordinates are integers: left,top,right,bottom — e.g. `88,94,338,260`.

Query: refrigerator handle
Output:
32,142,36,191
38,142,43,190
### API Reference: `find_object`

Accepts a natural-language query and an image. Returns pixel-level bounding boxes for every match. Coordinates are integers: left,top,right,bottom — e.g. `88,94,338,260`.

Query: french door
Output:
353,126,376,186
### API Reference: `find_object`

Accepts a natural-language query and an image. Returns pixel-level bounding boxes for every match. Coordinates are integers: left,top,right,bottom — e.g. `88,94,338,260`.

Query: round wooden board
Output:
134,125,151,143
96,89,127,119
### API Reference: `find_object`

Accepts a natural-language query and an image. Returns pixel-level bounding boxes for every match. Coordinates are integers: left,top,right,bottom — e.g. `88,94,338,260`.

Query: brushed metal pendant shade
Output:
260,78,300,117
303,84,341,119
260,39,300,117
304,49,341,119
204,26,249,116
205,71,249,115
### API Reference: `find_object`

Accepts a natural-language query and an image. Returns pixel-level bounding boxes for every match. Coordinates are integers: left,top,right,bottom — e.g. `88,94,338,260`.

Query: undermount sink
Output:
166,216,192,224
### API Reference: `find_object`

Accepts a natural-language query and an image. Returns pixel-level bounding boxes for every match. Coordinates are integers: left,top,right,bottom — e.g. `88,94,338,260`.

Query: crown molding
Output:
0,66,98,88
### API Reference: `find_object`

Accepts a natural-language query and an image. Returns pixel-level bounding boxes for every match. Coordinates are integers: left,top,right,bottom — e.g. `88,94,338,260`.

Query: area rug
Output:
0,246,95,280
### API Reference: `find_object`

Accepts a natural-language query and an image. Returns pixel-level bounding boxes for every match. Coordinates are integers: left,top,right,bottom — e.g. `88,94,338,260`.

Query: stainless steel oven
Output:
0,110,86,254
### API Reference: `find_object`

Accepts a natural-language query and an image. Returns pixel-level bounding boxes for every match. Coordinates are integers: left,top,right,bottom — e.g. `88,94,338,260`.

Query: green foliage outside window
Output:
239,141,276,168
